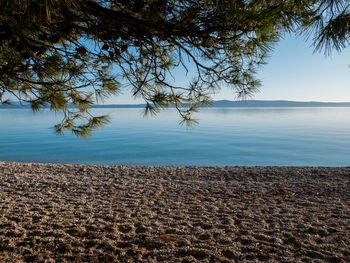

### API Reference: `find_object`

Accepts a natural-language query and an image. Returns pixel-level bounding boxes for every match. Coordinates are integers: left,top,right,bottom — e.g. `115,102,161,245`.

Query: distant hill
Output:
210,100,350,107
0,102,31,108
92,100,350,108
2,100,350,109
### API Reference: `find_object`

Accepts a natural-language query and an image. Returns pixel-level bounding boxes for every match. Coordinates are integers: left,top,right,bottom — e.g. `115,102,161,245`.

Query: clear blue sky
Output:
104,34,350,104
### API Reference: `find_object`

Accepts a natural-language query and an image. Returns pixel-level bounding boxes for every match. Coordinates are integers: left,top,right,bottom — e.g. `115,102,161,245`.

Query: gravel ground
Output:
0,162,349,262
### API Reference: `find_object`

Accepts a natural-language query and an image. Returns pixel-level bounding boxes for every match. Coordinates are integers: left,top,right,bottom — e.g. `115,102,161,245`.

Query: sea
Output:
0,107,349,166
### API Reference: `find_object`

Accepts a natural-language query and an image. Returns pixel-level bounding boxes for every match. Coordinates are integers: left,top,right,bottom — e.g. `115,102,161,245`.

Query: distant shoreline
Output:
91,99,350,108
2,100,350,109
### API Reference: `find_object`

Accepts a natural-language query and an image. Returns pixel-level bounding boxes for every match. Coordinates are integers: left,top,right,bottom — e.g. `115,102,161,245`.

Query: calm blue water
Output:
0,107,349,166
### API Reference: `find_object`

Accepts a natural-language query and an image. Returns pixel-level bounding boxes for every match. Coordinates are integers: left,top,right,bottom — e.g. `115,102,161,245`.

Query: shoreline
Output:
0,162,349,262
1,160,350,168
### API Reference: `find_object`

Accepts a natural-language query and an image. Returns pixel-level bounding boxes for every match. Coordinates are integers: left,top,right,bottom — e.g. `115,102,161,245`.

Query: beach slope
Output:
0,162,349,262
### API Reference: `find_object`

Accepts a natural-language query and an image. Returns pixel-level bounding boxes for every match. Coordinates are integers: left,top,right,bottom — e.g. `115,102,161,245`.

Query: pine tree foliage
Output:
0,0,349,136
305,0,350,54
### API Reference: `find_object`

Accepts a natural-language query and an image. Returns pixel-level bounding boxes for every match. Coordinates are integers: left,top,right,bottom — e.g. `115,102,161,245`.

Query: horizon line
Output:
94,99,350,106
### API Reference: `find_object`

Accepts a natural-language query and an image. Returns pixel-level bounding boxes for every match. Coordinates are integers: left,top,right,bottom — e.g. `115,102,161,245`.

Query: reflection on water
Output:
0,107,349,166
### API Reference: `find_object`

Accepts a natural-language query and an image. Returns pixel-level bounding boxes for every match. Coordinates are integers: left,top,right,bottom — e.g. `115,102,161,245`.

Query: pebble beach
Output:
0,162,349,262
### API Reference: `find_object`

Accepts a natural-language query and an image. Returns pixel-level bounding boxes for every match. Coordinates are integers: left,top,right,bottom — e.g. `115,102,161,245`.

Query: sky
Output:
253,35,350,102
104,34,350,104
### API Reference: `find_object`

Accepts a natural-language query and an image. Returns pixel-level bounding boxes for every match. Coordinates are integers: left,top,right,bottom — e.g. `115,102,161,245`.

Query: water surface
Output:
0,107,349,166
